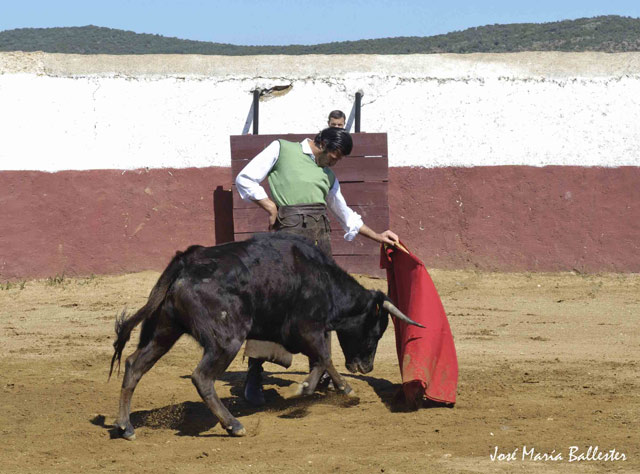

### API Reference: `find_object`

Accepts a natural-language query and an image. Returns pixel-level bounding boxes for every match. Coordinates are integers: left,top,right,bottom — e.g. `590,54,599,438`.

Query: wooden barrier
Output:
229,133,389,277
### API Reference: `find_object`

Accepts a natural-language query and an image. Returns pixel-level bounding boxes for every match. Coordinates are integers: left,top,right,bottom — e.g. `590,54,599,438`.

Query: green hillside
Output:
1,16,640,55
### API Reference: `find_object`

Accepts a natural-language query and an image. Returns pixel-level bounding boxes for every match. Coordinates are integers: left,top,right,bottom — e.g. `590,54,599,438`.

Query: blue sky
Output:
1,0,639,45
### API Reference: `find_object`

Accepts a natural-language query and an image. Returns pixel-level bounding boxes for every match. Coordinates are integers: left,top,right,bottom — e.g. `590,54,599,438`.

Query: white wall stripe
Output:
2,52,640,171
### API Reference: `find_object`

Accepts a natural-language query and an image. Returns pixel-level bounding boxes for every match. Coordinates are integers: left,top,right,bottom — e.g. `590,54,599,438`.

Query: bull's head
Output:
336,290,424,374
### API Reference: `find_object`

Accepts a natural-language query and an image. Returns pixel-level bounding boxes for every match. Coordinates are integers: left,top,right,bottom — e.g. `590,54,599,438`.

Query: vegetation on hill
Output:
1,16,639,55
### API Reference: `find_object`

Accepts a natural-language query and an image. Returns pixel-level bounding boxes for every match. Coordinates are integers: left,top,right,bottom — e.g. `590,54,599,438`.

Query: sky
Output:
1,0,640,46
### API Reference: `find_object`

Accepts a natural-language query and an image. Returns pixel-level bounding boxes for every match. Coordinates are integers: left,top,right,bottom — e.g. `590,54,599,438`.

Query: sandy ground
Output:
0,269,638,474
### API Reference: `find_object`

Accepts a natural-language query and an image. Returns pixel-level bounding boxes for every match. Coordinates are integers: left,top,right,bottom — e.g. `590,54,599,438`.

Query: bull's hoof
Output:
316,372,334,392
284,382,305,399
301,381,316,396
226,420,246,437
117,421,136,440
338,385,356,397
284,381,313,399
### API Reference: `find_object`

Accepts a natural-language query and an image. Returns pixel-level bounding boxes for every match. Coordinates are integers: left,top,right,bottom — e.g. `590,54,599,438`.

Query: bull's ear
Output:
372,290,388,318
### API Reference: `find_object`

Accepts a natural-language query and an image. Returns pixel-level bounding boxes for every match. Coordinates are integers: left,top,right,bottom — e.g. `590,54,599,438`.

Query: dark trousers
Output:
245,203,332,368
272,203,332,257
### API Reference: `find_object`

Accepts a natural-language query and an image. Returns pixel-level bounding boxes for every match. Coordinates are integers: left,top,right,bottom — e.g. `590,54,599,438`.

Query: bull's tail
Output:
108,250,185,379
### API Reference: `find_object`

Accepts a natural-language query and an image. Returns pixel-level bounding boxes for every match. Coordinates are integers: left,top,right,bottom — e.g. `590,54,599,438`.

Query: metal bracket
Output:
242,88,262,135
345,90,364,133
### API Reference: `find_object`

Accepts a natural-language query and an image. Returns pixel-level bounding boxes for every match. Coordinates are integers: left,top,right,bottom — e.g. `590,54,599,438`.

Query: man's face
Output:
328,117,345,128
316,148,344,168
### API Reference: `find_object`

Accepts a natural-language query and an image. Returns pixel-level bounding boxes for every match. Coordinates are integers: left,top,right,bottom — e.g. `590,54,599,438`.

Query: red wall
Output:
0,167,232,279
390,166,640,272
1,165,639,279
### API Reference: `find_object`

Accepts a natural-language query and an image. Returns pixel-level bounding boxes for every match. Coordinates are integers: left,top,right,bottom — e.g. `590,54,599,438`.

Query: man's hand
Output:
268,210,278,230
378,230,400,246
253,198,278,231
358,224,400,245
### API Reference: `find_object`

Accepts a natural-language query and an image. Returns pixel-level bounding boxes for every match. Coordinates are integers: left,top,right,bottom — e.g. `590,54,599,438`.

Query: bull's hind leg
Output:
115,329,181,440
191,342,246,437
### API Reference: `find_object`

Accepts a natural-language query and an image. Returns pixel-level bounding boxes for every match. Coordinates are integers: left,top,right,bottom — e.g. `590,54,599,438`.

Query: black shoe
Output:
244,360,266,406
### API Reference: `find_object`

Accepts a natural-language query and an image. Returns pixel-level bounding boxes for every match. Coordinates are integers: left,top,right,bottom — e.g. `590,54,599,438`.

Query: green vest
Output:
267,139,336,207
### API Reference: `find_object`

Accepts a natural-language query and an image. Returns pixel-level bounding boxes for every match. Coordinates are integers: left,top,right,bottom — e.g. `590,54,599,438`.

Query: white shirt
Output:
235,139,363,241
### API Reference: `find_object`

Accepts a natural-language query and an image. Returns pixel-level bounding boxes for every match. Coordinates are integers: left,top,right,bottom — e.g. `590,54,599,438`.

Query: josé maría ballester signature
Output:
490,445,627,462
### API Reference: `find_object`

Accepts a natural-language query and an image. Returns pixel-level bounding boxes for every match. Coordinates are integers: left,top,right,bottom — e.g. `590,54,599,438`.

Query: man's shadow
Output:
238,369,423,413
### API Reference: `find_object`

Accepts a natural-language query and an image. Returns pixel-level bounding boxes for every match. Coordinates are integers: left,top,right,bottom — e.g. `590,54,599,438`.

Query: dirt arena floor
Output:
1,269,638,473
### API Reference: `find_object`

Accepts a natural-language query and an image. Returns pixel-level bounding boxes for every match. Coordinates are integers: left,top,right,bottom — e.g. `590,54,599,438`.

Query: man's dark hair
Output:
314,127,353,156
328,110,346,121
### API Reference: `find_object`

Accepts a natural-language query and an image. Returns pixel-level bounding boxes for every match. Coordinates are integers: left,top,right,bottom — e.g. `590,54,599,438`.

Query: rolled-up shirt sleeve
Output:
327,179,363,241
235,140,280,202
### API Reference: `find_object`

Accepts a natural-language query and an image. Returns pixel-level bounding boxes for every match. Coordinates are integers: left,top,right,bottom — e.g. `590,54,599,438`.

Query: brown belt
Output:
274,203,331,232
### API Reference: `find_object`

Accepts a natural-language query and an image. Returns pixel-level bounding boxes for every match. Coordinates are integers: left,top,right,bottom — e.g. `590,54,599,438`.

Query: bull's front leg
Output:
298,361,327,396
288,330,353,398
290,359,354,397
324,361,355,396
287,331,330,398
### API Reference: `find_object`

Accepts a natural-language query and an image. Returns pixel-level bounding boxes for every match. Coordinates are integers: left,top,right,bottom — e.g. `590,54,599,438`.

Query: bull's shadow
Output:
92,400,225,439
95,368,425,439
97,369,362,439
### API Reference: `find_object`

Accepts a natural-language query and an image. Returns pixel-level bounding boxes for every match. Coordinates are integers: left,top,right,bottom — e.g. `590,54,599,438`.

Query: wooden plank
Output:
231,186,272,210
231,159,249,177
339,182,388,206
232,231,380,256
331,237,380,255
231,182,387,210
332,156,387,182
329,212,388,232
232,210,388,238
232,156,388,183
233,214,269,234
232,206,387,229
230,135,299,160
350,133,388,157
233,210,387,234
233,232,254,242
230,133,388,159
233,213,388,235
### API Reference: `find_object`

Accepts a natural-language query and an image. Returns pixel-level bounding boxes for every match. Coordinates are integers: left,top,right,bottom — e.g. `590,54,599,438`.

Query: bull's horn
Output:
382,300,425,328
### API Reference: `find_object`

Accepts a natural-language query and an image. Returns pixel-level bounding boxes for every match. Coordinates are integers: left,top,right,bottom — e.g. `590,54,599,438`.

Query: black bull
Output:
109,233,423,439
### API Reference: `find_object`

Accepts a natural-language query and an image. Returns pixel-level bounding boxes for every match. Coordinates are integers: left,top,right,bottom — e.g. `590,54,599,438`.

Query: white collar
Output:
300,139,315,160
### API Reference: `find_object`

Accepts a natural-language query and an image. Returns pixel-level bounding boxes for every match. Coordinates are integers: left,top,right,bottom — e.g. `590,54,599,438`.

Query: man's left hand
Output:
358,224,400,245
378,230,400,246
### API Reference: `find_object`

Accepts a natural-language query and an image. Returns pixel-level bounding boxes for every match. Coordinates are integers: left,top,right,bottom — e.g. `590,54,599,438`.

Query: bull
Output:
109,232,422,439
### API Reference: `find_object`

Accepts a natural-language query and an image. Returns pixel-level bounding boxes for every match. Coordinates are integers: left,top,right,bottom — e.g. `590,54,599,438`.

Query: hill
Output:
1,16,640,55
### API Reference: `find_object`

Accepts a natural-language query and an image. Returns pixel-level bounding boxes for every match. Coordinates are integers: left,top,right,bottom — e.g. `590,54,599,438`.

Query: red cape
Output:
381,244,458,405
